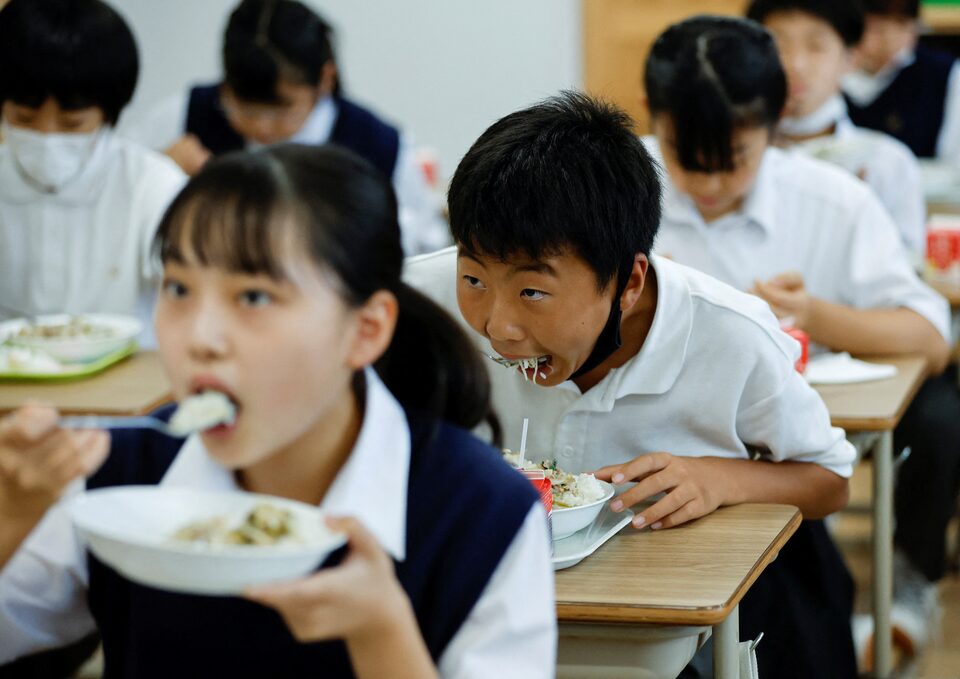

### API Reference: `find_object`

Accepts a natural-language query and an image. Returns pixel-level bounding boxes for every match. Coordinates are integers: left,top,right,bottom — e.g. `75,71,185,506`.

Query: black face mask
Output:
569,258,635,380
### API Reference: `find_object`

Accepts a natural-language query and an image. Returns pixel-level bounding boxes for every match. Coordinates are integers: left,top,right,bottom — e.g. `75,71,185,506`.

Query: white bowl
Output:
551,480,615,540
2,313,141,363
70,486,347,596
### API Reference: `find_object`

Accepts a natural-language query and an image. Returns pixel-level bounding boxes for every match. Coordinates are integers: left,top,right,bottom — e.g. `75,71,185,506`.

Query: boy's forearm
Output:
712,457,850,519
0,511,43,571
803,299,949,373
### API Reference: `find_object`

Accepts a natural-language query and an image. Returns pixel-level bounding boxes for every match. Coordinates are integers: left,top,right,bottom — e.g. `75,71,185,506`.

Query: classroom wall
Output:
113,0,582,181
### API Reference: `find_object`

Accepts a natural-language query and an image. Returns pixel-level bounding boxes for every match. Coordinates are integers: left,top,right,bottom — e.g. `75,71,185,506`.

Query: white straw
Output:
518,418,530,468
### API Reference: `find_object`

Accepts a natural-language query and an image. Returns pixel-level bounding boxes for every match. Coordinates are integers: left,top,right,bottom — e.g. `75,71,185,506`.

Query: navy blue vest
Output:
185,84,401,179
845,44,955,158
85,405,538,678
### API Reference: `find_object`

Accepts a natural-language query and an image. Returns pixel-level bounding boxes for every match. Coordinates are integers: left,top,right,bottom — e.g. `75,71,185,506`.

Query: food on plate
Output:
169,391,236,435
172,503,296,546
0,346,63,374
502,452,607,508
15,317,117,340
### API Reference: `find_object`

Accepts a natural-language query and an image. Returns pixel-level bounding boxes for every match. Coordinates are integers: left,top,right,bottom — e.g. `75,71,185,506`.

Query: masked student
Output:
646,15,958,670
0,0,185,325
747,0,926,261
123,0,448,256
404,91,858,679
0,144,556,678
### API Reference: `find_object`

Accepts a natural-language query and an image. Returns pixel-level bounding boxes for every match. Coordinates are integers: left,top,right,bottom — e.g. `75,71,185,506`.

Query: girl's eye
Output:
520,288,546,301
463,275,485,289
162,279,188,298
240,290,273,307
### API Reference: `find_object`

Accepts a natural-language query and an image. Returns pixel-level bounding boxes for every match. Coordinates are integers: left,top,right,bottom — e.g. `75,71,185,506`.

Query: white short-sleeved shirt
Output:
844,46,960,163
0,130,185,328
0,369,556,678
647,138,951,343
780,96,926,259
121,92,450,256
404,248,856,479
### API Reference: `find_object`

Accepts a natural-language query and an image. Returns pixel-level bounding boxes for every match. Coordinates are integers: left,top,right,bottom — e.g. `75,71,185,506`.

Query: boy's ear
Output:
619,255,649,312
318,60,338,96
345,289,398,370
638,92,650,115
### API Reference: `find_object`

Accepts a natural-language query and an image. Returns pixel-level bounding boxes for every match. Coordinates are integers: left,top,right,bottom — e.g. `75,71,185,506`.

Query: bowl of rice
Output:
504,453,615,539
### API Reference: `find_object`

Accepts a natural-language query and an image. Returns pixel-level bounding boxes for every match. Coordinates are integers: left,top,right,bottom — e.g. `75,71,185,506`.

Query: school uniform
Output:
844,44,960,160
404,247,859,678
0,369,556,678
121,89,450,256
0,130,185,326
651,138,960,584
780,95,926,259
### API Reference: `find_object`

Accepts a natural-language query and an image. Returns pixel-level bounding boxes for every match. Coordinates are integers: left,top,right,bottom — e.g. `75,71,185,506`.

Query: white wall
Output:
114,0,582,179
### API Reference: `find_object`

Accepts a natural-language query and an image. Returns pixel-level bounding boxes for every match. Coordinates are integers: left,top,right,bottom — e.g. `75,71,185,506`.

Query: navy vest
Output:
185,84,401,178
845,44,955,158
85,405,538,679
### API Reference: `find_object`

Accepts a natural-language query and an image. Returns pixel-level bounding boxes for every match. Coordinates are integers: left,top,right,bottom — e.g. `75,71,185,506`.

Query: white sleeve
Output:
870,141,927,260
843,191,951,341
0,482,94,663
437,504,557,679
936,61,960,164
393,135,451,256
118,92,190,152
135,154,187,290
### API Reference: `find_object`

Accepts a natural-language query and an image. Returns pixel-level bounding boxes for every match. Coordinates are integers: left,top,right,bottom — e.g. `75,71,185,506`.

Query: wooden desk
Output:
556,504,801,679
813,355,929,679
0,352,171,416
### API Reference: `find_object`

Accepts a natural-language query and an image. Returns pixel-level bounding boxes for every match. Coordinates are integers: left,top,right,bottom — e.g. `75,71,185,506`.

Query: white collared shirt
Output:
780,96,926,259
0,131,185,328
120,92,451,256
0,370,556,678
647,139,952,343
404,247,856,479
843,46,960,163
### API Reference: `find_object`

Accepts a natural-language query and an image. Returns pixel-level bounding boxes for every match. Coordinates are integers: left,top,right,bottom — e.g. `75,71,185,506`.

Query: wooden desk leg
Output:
713,605,740,679
873,430,894,678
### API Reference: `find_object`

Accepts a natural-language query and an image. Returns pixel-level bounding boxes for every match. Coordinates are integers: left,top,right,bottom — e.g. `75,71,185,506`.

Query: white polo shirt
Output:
0,369,556,678
404,248,856,479
647,139,951,343
780,96,926,259
0,130,185,324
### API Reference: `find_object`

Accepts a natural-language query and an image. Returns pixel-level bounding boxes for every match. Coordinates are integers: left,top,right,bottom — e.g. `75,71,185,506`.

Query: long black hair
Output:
223,0,340,103
154,144,497,438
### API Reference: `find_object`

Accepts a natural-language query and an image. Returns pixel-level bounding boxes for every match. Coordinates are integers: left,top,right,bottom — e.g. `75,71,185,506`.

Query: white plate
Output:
551,479,616,540
804,352,897,385
552,504,634,570
2,314,142,363
71,486,347,596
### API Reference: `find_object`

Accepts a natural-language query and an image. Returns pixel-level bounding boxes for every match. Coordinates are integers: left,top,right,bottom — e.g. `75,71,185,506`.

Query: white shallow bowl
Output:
3,314,141,363
551,480,615,540
70,486,347,596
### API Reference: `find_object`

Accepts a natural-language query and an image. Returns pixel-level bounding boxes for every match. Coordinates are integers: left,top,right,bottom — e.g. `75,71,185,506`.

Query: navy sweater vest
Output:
845,45,954,158
185,84,401,179
85,405,538,678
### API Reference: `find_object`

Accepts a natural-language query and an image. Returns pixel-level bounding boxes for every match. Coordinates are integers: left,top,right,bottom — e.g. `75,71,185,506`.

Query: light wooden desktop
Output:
555,503,801,679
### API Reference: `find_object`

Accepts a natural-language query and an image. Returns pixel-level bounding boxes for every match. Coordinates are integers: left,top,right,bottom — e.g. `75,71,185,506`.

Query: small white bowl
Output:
3,313,141,363
551,480,615,540
70,486,347,596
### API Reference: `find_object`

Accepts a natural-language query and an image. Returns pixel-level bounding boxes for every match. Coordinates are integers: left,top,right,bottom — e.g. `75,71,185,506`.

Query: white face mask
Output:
3,125,100,193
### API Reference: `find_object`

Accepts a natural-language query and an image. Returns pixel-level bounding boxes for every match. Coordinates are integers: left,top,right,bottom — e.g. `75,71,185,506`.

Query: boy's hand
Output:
244,516,412,644
0,405,110,520
164,134,212,176
593,453,729,530
749,271,811,328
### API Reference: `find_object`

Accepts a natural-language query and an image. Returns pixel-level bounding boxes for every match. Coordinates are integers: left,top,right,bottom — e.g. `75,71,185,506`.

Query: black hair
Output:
645,15,787,173
154,144,498,439
0,0,138,125
223,0,340,103
746,0,865,46
863,0,919,19
448,91,662,291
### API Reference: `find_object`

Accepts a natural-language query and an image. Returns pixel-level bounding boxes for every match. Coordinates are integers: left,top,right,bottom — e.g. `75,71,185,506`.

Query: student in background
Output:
405,91,858,679
123,0,448,256
646,15,958,669
747,0,926,260
0,0,185,325
844,0,960,161
0,145,555,678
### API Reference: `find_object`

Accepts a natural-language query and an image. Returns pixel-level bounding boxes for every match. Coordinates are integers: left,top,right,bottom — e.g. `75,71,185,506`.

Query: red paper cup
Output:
782,326,809,374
